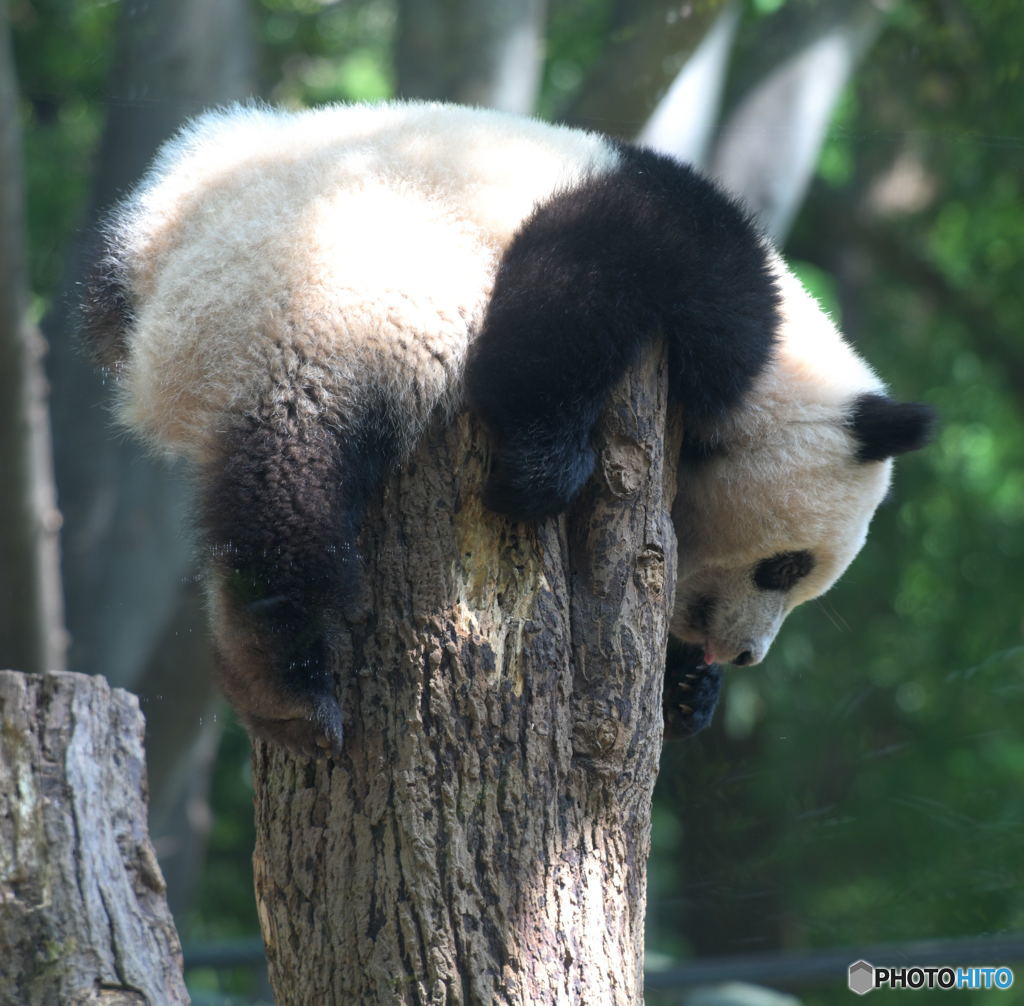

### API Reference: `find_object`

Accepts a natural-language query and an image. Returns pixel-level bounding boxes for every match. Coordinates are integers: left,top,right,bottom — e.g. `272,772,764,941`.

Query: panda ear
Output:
848,393,936,463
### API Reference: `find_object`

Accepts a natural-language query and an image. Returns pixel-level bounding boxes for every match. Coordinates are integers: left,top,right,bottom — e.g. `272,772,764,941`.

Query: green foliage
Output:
816,90,857,189
748,0,787,14
256,0,394,105
536,0,614,118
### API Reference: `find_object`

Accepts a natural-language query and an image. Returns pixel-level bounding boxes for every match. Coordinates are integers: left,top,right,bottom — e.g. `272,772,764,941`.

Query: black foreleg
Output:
466,179,656,519
466,146,780,520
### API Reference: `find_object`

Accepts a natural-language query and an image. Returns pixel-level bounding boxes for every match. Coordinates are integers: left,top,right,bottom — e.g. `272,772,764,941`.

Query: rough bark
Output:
0,670,187,1006
0,0,66,673
252,345,680,1004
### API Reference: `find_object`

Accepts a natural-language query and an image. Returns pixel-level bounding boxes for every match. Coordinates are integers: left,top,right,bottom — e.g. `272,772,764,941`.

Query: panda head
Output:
671,266,934,667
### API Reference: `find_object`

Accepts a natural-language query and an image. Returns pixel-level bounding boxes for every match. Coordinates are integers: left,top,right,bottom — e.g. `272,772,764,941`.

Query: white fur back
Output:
110,101,620,457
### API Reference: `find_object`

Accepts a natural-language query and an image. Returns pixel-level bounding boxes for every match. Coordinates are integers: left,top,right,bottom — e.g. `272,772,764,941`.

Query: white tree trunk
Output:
709,0,886,241
395,0,547,113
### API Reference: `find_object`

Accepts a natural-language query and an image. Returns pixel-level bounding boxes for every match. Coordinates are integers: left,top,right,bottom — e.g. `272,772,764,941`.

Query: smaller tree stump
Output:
0,670,188,1006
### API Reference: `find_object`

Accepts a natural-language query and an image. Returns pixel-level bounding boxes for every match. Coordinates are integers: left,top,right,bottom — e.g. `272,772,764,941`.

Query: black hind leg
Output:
202,400,394,756
211,590,345,756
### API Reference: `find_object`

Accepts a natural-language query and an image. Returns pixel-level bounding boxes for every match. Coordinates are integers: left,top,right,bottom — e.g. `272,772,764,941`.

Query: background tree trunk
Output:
560,0,723,136
0,671,187,1006
253,345,680,1004
637,1,741,166
395,0,547,113
48,0,255,693
42,0,258,903
707,0,886,241
0,0,65,674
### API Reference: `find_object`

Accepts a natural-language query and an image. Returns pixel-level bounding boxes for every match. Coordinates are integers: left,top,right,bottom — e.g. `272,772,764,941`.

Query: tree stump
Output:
0,671,187,1006
253,344,680,1004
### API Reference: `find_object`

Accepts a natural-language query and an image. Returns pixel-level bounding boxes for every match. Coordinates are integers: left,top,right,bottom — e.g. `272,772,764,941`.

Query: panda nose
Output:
732,649,754,666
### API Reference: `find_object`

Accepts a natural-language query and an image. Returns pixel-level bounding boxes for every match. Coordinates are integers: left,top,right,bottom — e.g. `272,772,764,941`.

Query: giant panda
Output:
81,100,933,753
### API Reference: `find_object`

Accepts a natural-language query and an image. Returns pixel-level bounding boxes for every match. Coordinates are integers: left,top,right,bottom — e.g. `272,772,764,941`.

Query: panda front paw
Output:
663,639,722,740
483,432,596,520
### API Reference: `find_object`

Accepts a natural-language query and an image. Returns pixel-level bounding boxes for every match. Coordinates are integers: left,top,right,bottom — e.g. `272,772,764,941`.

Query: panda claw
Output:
664,641,723,740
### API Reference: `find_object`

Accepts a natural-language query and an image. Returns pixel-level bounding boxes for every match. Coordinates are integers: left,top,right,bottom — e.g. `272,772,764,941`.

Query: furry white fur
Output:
106,101,618,458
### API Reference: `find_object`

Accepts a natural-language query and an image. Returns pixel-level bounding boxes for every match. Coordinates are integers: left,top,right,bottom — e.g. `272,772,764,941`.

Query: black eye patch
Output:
753,550,815,591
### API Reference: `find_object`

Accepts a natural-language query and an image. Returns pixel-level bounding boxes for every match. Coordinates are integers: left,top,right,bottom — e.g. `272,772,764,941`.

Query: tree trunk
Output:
0,671,187,1006
0,0,66,673
559,0,721,138
395,0,546,114
253,345,680,1004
